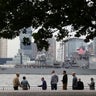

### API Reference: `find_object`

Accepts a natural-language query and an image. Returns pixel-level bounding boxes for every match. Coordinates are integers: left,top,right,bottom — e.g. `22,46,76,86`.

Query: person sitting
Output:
77,78,84,90
21,76,30,90
38,77,47,90
88,78,95,90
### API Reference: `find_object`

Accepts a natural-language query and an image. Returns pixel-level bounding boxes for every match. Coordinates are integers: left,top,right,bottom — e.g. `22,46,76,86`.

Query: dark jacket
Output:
62,74,68,84
89,81,95,90
77,81,84,90
38,80,47,90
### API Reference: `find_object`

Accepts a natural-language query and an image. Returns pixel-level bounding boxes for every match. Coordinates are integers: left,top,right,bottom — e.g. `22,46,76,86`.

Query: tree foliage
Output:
0,0,96,50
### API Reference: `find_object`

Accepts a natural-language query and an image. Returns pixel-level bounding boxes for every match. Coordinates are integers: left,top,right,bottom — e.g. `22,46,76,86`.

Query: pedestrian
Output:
38,77,47,90
88,78,95,90
72,72,77,90
50,70,58,90
13,73,21,90
77,78,84,90
62,70,68,90
21,76,30,90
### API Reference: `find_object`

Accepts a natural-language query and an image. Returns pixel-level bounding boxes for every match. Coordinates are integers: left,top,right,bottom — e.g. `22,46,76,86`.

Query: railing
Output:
0,85,92,91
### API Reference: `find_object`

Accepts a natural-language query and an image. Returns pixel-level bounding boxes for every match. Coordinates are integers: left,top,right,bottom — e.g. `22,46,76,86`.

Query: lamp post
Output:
60,41,64,67
20,40,23,64
20,49,23,64
19,27,27,65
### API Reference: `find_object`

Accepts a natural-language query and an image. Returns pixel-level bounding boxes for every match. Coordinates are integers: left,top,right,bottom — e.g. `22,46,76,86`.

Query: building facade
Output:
88,42,94,55
31,42,38,60
62,38,90,68
35,38,56,65
0,38,7,58
19,27,33,59
93,37,96,56
56,41,64,62
63,38,88,59
47,38,56,62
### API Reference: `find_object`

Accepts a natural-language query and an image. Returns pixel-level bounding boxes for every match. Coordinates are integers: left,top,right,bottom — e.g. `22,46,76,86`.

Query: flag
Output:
77,48,85,55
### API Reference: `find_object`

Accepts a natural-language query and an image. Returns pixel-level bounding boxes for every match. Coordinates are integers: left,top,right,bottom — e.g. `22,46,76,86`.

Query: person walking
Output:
72,72,77,90
77,78,84,90
62,70,68,90
13,73,21,90
38,77,47,90
50,70,58,90
88,78,95,90
21,76,30,90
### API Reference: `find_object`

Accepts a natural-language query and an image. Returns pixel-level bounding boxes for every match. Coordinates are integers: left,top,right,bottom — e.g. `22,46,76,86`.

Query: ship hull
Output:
0,67,96,75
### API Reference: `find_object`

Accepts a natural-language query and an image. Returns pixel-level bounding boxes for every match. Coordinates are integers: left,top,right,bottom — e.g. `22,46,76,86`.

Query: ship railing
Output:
0,85,92,91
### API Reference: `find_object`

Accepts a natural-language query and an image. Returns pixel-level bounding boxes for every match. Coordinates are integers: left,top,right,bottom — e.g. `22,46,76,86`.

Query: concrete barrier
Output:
0,90,96,96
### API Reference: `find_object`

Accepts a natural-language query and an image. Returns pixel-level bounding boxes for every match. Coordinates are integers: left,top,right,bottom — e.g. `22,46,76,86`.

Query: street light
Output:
19,40,23,64
19,49,23,64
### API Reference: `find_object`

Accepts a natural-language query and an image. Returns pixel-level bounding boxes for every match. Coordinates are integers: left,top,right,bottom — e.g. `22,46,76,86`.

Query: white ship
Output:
0,60,96,75
0,48,95,75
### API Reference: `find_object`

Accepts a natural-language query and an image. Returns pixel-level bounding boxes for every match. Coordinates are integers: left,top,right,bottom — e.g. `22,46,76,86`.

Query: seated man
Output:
21,76,30,90
38,77,47,90
77,78,84,90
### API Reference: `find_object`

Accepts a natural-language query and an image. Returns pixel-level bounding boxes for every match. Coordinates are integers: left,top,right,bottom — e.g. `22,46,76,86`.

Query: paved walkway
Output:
0,90,96,96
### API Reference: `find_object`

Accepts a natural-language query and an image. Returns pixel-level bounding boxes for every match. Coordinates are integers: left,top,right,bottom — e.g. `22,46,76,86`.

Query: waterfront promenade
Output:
0,90,96,96
0,86,96,96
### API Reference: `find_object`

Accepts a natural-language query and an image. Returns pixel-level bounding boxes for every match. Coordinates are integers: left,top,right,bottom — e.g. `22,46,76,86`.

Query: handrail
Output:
0,85,91,90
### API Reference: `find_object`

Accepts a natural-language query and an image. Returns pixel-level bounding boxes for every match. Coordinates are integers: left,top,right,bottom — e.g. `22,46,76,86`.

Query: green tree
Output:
0,0,96,50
